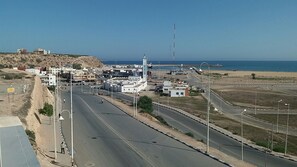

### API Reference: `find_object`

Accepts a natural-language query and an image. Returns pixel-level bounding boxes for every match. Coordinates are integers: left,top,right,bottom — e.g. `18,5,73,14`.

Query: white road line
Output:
78,96,156,167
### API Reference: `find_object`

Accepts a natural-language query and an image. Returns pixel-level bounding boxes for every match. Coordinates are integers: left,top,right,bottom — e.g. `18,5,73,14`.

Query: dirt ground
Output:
146,69,297,156
2,68,297,165
0,68,56,166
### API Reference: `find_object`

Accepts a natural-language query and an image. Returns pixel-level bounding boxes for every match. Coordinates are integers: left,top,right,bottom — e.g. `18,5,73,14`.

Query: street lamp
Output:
53,73,58,162
276,99,282,133
133,88,138,117
69,60,84,166
241,109,247,161
284,103,290,155
59,110,71,120
199,62,210,153
254,91,257,114
70,69,74,166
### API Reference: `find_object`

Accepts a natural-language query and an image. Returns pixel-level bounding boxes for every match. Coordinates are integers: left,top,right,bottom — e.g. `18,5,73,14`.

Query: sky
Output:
0,0,297,61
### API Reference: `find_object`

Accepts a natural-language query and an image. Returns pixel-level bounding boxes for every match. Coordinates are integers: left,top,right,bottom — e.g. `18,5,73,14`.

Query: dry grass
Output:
146,70,297,155
149,92,297,155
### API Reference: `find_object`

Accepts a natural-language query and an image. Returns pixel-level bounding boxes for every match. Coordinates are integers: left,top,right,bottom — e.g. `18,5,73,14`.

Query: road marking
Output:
78,96,156,167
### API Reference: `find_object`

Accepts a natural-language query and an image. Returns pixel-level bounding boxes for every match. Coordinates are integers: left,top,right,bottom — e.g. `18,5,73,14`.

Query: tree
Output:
73,63,82,70
138,96,153,114
251,73,256,79
39,103,53,124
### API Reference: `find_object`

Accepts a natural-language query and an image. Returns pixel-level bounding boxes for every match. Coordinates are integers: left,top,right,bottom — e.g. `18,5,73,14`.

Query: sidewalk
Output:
36,115,72,167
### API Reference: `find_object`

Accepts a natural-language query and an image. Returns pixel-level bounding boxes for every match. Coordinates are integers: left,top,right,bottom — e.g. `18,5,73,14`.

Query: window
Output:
181,92,184,95
176,92,179,95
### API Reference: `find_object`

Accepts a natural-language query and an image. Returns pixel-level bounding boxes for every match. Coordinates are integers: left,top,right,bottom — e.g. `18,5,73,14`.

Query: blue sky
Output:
0,0,297,61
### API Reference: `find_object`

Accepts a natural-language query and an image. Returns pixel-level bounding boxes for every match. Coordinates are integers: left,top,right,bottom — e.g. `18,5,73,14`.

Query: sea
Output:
103,61,297,72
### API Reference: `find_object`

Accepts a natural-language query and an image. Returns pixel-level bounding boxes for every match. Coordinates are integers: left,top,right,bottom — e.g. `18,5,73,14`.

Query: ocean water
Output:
103,61,297,72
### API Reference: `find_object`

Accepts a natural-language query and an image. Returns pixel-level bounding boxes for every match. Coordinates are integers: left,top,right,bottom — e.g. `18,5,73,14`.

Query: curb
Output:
155,102,297,164
101,95,233,167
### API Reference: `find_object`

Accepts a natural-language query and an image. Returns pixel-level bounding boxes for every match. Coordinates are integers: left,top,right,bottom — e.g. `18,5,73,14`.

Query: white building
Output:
162,81,189,97
142,55,147,81
48,67,62,75
40,74,56,86
102,56,148,93
103,76,147,93
25,68,41,75
162,81,173,94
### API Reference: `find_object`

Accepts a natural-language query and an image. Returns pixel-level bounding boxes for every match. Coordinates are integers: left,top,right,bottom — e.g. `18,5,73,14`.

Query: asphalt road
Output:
153,104,297,167
97,89,297,167
60,87,227,167
188,72,297,136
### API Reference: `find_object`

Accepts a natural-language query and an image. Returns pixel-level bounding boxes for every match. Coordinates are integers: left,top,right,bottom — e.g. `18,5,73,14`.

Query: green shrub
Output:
138,96,153,113
273,146,285,153
2,73,24,80
185,132,194,137
48,85,56,92
39,103,53,117
25,129,36,141
154,115,169,126
73,63,82,69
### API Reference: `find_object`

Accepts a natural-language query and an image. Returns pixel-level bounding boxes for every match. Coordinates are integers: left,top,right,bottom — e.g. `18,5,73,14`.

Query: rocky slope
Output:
0,53,103,68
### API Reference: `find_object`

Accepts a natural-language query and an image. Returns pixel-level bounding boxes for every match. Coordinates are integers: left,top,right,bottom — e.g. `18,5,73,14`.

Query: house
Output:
34,48,49,55
162,81,173,94
162,80,189,97
16,48,27,54
40,74,56,86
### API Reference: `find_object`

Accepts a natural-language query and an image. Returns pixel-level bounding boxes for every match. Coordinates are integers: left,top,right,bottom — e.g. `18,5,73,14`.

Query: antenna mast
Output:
173,24,176,64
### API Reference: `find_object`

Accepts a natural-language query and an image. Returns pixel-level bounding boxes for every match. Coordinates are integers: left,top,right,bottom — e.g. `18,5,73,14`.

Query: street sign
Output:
7,87,15,93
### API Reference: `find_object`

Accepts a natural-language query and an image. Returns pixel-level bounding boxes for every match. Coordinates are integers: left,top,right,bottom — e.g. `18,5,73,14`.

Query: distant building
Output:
72,70,96,82
169,86,189,97
48,67,62,75
40,74,56,86
34,48,49,55
17,48,27,54
143,55,148,81
25,68,41,75
161,80,189,97
103,76,147,93
162,81,173,94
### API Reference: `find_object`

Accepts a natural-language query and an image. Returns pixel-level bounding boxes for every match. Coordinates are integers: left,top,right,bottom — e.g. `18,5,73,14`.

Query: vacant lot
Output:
145,70,297,155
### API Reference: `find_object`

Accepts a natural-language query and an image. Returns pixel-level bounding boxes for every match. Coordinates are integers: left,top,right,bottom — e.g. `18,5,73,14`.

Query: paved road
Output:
188,72,297,136
153,104,297,167
60,87,227,167
96,89,297,167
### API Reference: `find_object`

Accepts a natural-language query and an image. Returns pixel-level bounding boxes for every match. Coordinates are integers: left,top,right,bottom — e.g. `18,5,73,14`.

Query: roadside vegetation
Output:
151,93,297,155
25,129,37,148
138,96,169,126
39,102,54,124
0,72,26,80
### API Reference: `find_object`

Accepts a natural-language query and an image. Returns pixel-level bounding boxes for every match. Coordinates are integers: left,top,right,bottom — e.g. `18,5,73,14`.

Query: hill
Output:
0,53,103,68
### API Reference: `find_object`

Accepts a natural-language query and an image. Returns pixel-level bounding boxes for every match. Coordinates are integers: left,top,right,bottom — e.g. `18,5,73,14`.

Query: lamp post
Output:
133,88,138,117
276,99,282,133
241,109,247,161
69,60,84,166
136,90,138,117
199,62,210,153
53,73,58,162
254,91,257,114
70,69,74,166
284,103,290,155
133,89,135,117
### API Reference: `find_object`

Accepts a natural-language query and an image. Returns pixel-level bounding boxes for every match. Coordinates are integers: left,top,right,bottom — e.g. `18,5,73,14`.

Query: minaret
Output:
142,55,147,81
